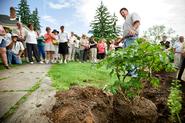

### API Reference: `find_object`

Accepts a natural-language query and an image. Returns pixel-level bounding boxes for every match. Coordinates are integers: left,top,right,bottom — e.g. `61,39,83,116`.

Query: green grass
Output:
48,62,116,90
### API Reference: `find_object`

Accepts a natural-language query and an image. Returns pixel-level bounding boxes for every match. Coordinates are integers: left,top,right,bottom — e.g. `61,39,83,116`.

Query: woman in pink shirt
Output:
44,27,56,64
97,39,107,59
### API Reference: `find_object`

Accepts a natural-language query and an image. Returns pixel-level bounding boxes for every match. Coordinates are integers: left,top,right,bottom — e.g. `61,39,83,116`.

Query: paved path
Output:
4,76,56,123
0,64,52,121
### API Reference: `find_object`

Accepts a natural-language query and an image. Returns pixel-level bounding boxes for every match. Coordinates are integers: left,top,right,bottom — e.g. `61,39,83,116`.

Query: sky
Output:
0,0,185,36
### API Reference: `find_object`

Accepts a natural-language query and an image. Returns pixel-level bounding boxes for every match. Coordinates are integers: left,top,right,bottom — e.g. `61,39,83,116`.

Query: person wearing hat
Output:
6,33,24,64
52,29,59,34
52,29,60,63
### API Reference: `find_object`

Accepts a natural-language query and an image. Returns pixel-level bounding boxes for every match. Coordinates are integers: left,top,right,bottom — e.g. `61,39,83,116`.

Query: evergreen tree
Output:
17,0,31,26
90,2,118,41
31,8,41,31
112,13,121,36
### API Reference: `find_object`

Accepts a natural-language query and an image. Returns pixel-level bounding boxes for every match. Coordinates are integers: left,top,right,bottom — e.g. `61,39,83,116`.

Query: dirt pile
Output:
47,86,113,123
47,86,158,123
113,93,157,123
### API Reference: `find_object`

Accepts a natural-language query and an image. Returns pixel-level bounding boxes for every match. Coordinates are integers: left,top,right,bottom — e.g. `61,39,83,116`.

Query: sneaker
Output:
30,62,34,64
51,60,56,64
45,60,49,64
59,60,63,64
4,65,10,69
64,60,67,64
39,61,44,64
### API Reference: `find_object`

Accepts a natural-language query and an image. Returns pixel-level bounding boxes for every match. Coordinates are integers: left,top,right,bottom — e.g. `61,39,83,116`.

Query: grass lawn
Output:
48,62,117,90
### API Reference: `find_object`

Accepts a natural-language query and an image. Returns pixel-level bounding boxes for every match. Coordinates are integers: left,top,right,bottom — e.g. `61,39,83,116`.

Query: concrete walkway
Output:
4,76,56,123
0,64,52,122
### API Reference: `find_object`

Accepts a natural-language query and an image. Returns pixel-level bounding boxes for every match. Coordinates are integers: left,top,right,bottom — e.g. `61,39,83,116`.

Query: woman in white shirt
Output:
25,23,42,64
58,26,69,64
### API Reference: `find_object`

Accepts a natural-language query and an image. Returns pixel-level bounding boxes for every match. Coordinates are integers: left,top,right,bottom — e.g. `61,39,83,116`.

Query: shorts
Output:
45,42,55,52
58,42,69,55
0,39,6,48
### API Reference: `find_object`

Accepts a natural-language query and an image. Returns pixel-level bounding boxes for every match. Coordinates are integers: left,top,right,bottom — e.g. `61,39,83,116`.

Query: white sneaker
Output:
51,60,56,64
45,60,49,64
64,60,67,64
39,61,44,64
30,62,34,64
59,60,63,64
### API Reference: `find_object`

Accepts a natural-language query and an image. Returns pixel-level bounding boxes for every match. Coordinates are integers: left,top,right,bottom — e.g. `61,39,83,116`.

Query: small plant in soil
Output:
98,38,175,99
167,80,182,123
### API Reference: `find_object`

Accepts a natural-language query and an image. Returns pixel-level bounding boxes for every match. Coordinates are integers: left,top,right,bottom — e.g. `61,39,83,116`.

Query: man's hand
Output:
128,29,137,35
114,37,124,45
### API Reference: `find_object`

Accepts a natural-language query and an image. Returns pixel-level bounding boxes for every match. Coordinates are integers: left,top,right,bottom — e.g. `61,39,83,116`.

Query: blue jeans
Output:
38,46,45,59
123,36,138,48
7,50,22,64
123,36,138,77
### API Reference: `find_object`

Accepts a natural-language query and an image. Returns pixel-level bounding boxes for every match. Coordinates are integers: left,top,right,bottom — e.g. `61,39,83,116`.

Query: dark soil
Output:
47,86,114,123
47,86,157,123
47,72,185,123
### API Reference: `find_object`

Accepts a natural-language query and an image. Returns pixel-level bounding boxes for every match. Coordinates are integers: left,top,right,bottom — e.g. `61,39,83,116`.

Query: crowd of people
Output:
0,7,185,82
0,23,112,69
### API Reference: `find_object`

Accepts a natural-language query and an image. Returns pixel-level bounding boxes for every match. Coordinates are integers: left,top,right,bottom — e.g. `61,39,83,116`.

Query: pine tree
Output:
112,13,120,37
17,0,31,26
90,2,118,41
30,8,41,31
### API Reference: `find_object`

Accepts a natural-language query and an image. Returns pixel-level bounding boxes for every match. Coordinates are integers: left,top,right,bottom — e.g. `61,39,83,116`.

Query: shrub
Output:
98,38,175,99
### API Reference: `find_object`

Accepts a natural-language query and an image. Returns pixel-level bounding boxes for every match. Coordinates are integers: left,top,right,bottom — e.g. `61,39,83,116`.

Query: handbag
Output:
52,40,59,45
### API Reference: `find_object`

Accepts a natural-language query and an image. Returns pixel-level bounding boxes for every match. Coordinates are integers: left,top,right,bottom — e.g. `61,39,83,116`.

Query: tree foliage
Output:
17,0,31,26
143,25,176,43
30,8,41,31
98,38,175,99
90,2,118,42
17,0,41,31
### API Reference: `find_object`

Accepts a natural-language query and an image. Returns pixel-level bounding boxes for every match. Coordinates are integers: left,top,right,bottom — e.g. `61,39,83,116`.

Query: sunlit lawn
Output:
48,62,117,90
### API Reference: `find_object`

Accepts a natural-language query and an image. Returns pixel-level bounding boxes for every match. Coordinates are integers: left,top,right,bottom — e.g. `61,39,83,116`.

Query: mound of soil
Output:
47,86,158,123
47,86,113,123
113,93,157,123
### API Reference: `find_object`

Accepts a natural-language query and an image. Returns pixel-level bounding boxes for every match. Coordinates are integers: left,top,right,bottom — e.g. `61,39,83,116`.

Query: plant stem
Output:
176,113,182,123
